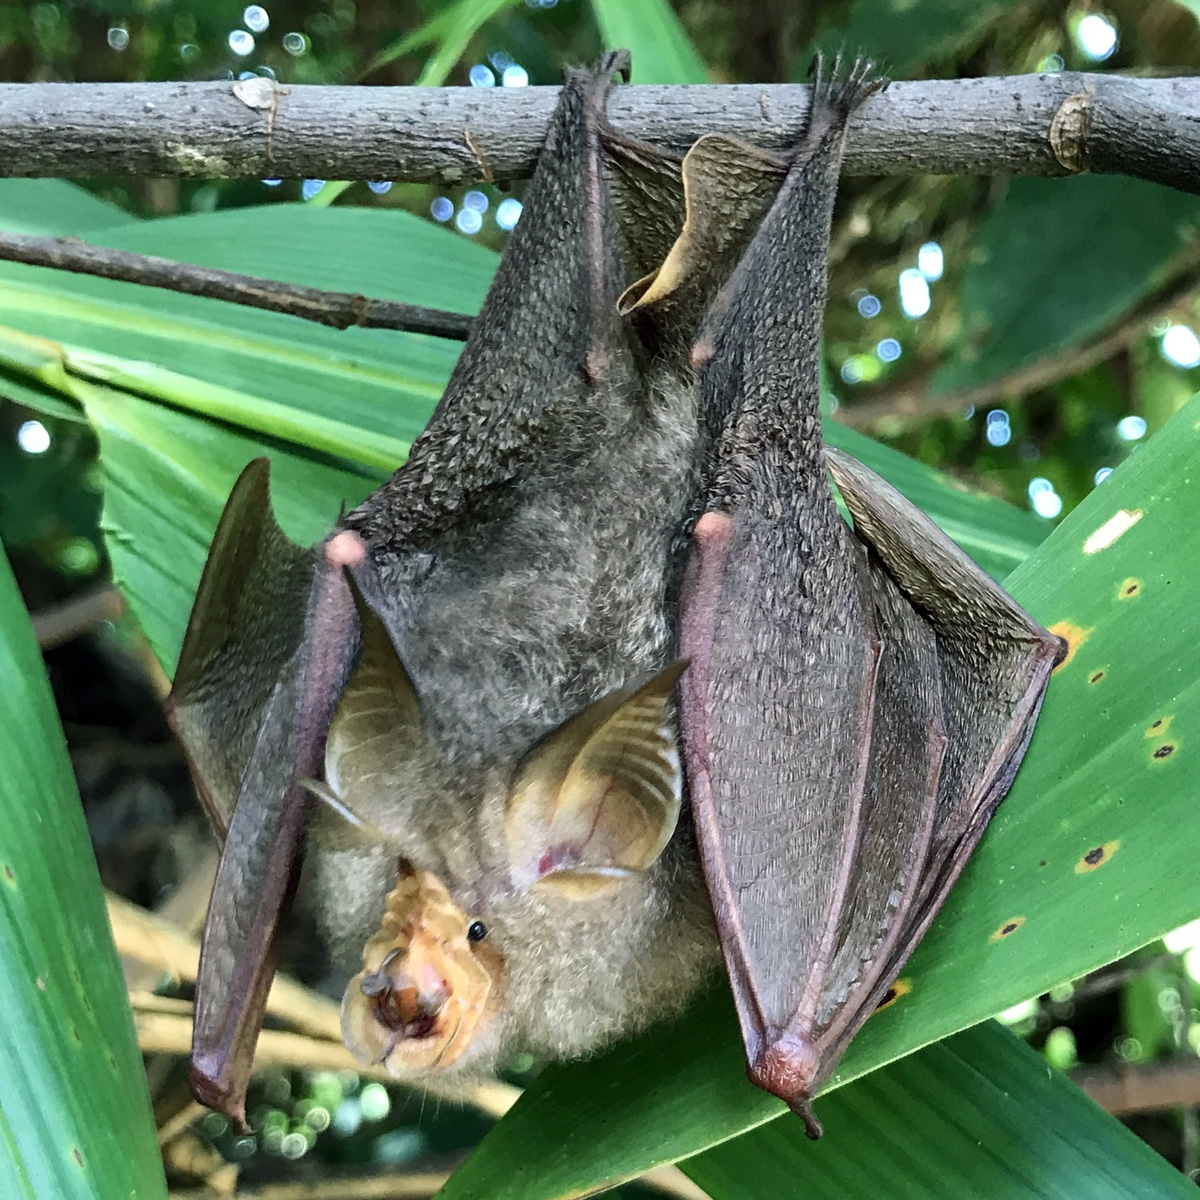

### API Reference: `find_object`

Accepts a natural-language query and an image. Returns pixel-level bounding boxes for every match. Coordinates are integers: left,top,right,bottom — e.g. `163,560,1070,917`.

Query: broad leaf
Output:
0,546,166,1199
591,0,709,84
812,0,1023,77
434,387,1200,1197
934,176,1200,394
682,1023,1193,1200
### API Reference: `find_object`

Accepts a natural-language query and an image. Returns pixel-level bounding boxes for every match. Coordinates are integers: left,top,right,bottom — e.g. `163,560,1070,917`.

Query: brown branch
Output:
0,74,1198,193
1074,1058,1200,1117
0,232,472,340
31,584,126,649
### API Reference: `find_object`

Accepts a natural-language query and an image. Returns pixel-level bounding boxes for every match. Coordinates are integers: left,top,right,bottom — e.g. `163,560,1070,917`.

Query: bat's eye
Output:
467,920,488,943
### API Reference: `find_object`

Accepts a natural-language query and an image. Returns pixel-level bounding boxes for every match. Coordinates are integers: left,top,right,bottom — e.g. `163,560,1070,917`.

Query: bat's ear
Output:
617,135,785,326
320,577,434,827
506,661,686,899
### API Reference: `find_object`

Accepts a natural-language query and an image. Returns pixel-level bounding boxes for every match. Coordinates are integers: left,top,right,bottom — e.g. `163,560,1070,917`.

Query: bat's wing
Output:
347,51,688,552
170,54,693,1126
825,448,1062,975
167,459,362,1126
677,58,1058,1135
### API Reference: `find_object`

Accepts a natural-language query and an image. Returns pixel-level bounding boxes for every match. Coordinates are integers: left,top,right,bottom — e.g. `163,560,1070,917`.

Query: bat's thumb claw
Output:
790,1098,824,1140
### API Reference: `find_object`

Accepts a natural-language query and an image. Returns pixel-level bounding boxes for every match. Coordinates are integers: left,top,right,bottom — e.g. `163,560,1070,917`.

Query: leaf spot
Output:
1047,622,1092,672
72,1147,84,1169
875,978,913,1011
1152,743,1176,761
1145,716,1172,738
1075,840,1119,873
1117,577,1142,600
2,863,14,888
1089,669,1105,685
36,977,45,991
990,916,1026,941
1083,508,1143,554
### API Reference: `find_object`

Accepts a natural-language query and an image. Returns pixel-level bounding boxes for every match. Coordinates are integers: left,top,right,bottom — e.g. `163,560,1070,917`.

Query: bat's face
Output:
340,863,504,1076
308,616,717,1081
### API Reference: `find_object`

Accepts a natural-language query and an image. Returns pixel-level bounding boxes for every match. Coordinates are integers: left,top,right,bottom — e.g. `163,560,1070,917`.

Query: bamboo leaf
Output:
0,546,166,1199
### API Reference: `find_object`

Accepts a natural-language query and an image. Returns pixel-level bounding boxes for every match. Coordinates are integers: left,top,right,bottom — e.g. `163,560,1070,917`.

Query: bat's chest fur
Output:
380,379,698,765
309,377,720,1076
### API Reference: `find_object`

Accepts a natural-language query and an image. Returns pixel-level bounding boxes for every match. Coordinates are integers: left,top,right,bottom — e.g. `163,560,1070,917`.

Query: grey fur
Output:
306,56,720,1078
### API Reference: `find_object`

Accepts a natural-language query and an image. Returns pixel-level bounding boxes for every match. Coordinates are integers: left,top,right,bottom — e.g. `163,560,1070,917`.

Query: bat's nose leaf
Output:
342,867,497,1075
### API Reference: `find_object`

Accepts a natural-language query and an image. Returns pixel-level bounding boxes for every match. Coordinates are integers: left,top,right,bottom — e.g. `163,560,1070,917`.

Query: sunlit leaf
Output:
681,1023,1193,1200
0,546,166,1199
812,0,1023,77
591,0,709,84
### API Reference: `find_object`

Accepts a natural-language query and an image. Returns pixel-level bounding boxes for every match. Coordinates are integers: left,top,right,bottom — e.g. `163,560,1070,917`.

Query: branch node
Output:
1050,87,1094,175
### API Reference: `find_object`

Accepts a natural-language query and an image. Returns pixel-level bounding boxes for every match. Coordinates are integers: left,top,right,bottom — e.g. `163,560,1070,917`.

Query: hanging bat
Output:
641,59,1064,1135
167,51,1060,1139
167,52,724,1129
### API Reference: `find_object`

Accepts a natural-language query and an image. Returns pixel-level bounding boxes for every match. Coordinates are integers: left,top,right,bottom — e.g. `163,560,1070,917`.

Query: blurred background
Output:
4,0,1200,1193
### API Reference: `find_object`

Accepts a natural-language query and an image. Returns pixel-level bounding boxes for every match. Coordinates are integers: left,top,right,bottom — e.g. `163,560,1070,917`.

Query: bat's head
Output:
308,605,716,1082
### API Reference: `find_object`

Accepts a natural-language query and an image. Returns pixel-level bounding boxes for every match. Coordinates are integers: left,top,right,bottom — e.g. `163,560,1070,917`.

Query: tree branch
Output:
0,232,473,340
1,73,1198,193
1074,1058,1200,1117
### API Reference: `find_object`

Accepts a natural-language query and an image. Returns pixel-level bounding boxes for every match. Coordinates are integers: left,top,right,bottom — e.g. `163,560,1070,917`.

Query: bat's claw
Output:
790,1098,825,1141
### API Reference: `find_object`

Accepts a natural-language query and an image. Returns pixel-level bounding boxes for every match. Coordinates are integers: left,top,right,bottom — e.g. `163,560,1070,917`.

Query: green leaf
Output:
0,202,492,451
433,388,1200,1198
682,1023,1194,1200
0,545,166,1199
0,179,132,237
590,0,709,84
812,0,1022,78
79,376,381,674
365,0,523,83
934,176,1200,394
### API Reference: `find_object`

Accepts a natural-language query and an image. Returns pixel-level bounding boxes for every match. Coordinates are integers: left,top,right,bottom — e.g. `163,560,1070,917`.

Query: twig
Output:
168,1170,451,1199
0,74,1198,193
106,890,343,1041
0,232,472,340
1074,1058,1200,1116
133,1009,401,1080
31,584,126,649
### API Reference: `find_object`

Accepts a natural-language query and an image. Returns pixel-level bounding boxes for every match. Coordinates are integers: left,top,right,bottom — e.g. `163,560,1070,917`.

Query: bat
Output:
167,50,1061,1141
666,59,1064,1135
168,51,722,1129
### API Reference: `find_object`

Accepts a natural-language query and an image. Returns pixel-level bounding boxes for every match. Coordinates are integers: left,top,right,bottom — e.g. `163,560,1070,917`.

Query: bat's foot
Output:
808,49,890,119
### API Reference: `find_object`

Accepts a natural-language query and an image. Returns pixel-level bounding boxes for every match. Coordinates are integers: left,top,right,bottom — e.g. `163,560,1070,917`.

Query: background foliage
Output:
4,0,1200,1196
